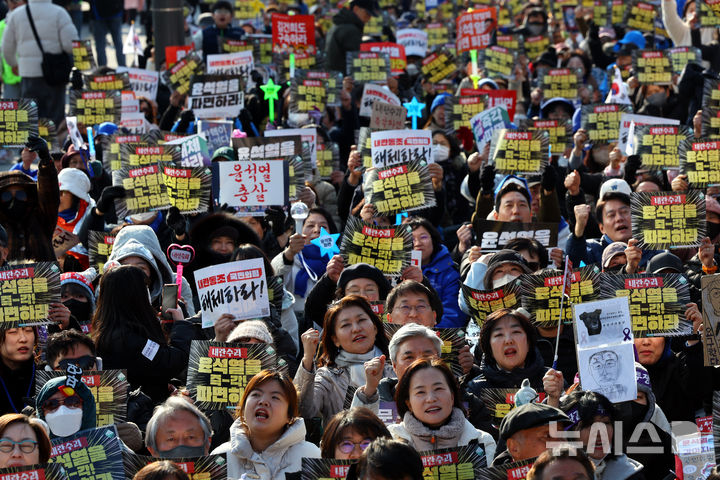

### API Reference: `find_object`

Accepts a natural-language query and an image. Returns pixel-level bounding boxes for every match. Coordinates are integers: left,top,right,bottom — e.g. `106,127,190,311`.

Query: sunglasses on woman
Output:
42,394,83,413
0,439,37,453
337,439,372,454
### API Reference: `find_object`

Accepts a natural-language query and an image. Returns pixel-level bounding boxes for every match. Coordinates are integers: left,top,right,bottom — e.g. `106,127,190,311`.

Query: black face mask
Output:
708,222,720,240
615,400,649,427
0,190,29,220
63,299,92,325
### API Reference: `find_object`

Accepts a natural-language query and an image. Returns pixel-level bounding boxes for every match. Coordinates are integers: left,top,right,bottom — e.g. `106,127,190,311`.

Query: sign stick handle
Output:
470,49,480,89
290,53,296,79
176,264,183,298
552,290,565,370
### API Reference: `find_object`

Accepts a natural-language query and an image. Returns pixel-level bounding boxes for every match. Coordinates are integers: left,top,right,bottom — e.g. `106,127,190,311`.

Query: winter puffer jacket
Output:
324,8,364,73
466,347,550,395
423,245,467,328
212,417,320,480
594,454,645,480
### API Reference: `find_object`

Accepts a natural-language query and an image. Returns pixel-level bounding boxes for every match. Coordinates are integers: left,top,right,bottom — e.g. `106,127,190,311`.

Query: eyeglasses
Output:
338,439,372,454
57,355,96,371
0,190,27,204
0,439,37,454
42,394,83,413
394,303,430,315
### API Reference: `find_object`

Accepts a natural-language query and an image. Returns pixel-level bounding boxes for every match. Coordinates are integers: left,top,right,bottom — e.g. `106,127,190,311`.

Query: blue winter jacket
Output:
423,245,467,328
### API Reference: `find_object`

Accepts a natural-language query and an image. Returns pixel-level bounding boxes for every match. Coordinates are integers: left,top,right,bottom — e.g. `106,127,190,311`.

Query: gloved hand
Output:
624,154,642,185
25,135,50,164
541,163,557,192
96,186,126,214
265,206,286,237
70,68,83,90
480,164,496,194
166,206,187,236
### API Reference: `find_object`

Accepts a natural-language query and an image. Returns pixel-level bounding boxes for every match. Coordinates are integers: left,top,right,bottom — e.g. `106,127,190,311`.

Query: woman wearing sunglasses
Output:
0,413,51,467
35,375,96,439
320,407,391,459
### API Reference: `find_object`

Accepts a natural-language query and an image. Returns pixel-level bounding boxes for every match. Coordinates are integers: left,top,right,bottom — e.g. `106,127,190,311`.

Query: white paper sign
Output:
121,91,140,121
397,28,429,57
195,258,270,328
119,113,150,133
617,113,679,154
117,67,160,102
573,297,633,349
470,106,510,152
577,342,637,403
265,127,317,168
215,160,286,208
206,50,255,77
370,129,433,169
411,250,422,268
359,83,402,117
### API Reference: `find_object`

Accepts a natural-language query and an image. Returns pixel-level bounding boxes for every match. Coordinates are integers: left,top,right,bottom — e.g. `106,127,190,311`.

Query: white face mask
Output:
45,405,83,437
433,144,450,162
492,273,519,290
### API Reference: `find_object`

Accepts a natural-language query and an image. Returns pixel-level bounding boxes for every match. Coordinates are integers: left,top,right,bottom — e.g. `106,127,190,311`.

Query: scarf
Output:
402,407,467,451
293,243,328,297
335,346,383,388
57,199,88,231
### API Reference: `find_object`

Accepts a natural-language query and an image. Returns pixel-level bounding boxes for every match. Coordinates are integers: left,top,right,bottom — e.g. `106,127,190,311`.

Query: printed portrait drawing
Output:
704,282,720,337
580,308,603,336
588,349,626,402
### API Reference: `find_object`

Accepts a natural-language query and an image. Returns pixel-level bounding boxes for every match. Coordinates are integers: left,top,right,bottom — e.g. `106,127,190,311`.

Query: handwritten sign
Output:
50,425,124,480
0,99,38,147
0,262,60,327
702,274,720,366
213,160,288,209
340,217,413,275
52,227,80,258
490,129,549,174
271,13,316,54
359,83,402,117
631,191,705,249
370,102,407,130
470,106,511,152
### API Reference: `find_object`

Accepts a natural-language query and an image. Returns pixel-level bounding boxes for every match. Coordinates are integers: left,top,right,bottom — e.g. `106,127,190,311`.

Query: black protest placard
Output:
306,70,343,107
539,68,579,99
161,51,204,96
301,459,354,480
417,445,488,477
522,119,571,156
72,40,95,72
290,72,329,113
591,0,611,27
161,166,212,214
631,191,706,250
316,142,340,180
435,328,467,377
581,103,633,145
340,217,413,276
222,38,253,54
0,464,69,480
346,51,391,84
495,34,523,51
84,73,131,92
633,124,692,170
87,231,115,275
702,78,720,138
445,94,488,135
0,262,60,327
189,75,244,119
38,118,57,150
461,281,521,328
98,134,143,172
611,0,625,24
473,388,547,425
427,23,451,49
480,46,516,79
123,453,228,480
36,370,128,427
364,160,436,215
186,341,279,411
668,47,702,74
524,35,550,60
232,135,301,161
679,138,720,188
0,99,38,147
625,0,656,32
357,127,374,170
69,90,122,126
633,50,672,85
50,425,124,480
115,164,171,217
698,0,720,26
118,143,182,168
489,129,549,175
475,459,535,480
520,266,602,327
421,49,457,84
600,273,692,337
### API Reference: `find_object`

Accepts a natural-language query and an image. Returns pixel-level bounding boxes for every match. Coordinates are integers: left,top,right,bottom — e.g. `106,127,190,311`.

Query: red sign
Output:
361,42,407,75
165,45,193,66
456,8,497,53
272,13,316,53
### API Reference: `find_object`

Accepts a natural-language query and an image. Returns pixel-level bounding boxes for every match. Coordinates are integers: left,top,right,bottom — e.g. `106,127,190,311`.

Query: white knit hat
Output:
227,320,273,344
58,168,92,203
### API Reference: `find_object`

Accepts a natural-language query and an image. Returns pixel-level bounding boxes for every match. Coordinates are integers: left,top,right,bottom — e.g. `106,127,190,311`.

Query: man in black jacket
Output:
325,0,379,73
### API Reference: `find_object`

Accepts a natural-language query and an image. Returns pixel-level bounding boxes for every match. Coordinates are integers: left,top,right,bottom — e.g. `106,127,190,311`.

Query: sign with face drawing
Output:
701,274,720,366
577,342,637,403
573,297,633,348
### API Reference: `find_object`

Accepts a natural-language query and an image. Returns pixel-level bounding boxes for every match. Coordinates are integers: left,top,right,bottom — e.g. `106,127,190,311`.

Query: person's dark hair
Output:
504,237,548,270
320,407,392,458
405,217,442,260
560,390,617,430
595,192,630,223
562,51,592,78
347,438,424,480
132,460,190,480
238,369,298,422
526,445,596,480
45,329,96,369
0,413,51,463
319,295,389,367
92,266,166,353
478,308,537,365
231,243,275,276
304,206,339,234
394,358,465,419
385,280,442,316
431,129,461,159
707,465,720,480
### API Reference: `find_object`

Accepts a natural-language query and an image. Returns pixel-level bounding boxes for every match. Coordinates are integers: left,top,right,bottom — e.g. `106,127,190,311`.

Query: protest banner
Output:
470,106,511,152
668,47,702,74
188,75,244,119
116,67,160,102
364,160,436,215
618,113,679,154
161,51,203,96
370,129,432,169
118,143,181,168
316,142,340,180
340,217,413,275
301,459,355,480
222,38,254,54
0,99,38,147
474,387,547,424
198,120,233,156
346,51,391,83
539,68,579,99
489,129,549,174
474,220,558,252
115,164,171,217
633,124,692,169
495,34,523,51
699,0,720,26
611,0,625,23
124,454,227,480
50,425,124,480
625,0,656,32
164,134,211,167
186,341,278,410
0,262,60,327
578,342,638,403
580,103,633,145
461,281,521,327
99,134,142,172
479,45,516,79
206,50,254,77
456,7,497,53
370,102,407,130
679,138,720,187
162,166,212,214
520,265,603,327
600,274,692,337
232,135,301,161
427,23,450,48
0,464,68,480
445,94,488,134
361,42,407,75
165,45,193,65
72,40,95,72
522,118,572,156
271,13,315,54
52,226,80,258
702,274,720,366
212,160,288,209
266,128,317,168
38,117,57,150
36,370,128,427
417,445,488,476
359,83,402,117
88,231,115,273
305,71,342,107
289,73,328,114
474,89,518,121
194,259,270,328
633,50,672,85
421,49,457,84
524,35,550,61
84,73,131,92
631,191,706,249
397,28,428,57
69,90,122,126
